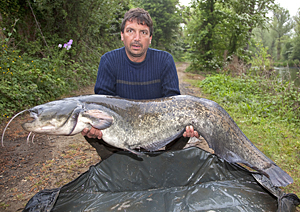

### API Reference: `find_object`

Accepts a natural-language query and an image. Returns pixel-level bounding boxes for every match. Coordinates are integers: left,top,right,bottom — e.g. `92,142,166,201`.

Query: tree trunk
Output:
277,38,281,60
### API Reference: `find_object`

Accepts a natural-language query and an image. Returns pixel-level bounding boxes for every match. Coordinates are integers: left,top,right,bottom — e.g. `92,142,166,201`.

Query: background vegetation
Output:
0,0,129,118
1,0,300,203
186,65,300,199
2,0,299,118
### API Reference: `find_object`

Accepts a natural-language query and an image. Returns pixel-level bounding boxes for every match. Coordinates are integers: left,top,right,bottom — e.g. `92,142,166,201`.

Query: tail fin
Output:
265,165,293,187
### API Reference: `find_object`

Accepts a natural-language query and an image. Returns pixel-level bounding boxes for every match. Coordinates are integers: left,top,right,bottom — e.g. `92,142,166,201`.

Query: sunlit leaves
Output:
184,0,276,72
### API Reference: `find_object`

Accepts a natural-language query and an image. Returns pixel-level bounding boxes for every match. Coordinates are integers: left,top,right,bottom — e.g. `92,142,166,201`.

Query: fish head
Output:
22,99,83,135
22,100,114,135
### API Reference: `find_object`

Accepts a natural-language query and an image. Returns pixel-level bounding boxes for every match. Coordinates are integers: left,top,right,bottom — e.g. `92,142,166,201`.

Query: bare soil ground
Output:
0,62,211,211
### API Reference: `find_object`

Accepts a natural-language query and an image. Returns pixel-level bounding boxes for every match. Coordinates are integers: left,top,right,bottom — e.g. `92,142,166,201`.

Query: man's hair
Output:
121,8,153,37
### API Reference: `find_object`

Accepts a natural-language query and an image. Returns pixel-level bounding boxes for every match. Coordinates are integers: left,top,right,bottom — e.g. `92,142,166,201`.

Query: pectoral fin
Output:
82,109,113,130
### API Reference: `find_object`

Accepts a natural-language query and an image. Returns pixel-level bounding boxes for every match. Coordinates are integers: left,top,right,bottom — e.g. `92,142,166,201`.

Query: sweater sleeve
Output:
94,55,116,95
161,53,181,97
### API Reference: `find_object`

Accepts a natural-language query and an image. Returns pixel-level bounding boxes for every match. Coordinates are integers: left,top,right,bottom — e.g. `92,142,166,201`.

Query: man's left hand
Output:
183,125,199,138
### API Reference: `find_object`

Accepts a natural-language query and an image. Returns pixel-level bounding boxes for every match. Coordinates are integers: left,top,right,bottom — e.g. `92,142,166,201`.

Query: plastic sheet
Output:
23,147,300,212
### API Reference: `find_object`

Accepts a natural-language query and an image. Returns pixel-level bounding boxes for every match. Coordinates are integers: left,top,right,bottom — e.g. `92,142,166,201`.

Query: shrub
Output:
0,39,97,119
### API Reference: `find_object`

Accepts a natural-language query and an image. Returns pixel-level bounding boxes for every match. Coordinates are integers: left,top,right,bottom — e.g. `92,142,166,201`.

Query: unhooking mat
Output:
23,147,300,212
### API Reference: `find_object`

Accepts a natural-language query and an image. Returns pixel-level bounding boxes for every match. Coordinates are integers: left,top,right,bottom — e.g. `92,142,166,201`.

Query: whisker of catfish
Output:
1,110,28,147
27,132,32,145
31,133,35,144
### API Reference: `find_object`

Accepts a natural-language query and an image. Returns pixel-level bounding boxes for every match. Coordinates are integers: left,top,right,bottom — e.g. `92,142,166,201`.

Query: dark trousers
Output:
84,136,190,160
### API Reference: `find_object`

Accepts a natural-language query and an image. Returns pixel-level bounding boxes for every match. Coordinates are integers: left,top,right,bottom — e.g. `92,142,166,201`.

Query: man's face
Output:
121,19,152,63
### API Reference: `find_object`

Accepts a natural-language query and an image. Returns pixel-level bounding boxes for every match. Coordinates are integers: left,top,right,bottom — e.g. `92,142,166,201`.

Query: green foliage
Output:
171,28,189,62
273,60,300,67
230,111,300,197
184,0,223,71
1,0,129,62
185,0,276,72
252,5,299,65
291,36,300,61
0,0,131,120
282,38,293,60
199,73,300,125
249,42,273,74
0,40,97,119
194,71,300,197
133,0,182,52
252,8,300,65
270,6,293,61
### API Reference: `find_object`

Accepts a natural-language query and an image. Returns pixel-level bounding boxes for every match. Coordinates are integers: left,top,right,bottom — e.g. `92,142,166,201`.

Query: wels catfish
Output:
1,95,293,187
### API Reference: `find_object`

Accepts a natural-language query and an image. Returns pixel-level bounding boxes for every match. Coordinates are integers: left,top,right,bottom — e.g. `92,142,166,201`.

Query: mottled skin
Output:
20,95,292,187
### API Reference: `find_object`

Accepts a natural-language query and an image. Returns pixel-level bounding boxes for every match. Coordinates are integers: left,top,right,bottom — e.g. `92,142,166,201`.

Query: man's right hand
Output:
81,127,103,139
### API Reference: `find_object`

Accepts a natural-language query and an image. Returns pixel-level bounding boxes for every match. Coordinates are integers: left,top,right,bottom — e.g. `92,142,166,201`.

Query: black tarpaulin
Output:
23,147,300,212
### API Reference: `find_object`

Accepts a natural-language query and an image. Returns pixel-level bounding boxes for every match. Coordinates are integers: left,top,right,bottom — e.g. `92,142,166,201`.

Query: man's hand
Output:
183,125,199,138
81,127,103,139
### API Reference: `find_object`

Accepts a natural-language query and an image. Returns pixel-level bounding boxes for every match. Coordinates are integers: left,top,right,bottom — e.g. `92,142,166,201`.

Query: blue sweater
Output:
94,47,180,100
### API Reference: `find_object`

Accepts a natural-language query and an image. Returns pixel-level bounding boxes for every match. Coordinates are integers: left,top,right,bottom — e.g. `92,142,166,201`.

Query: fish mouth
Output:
22,105,83,135
21,108,56,132
26,109,39,123
29,109,38,118
20,110,40,131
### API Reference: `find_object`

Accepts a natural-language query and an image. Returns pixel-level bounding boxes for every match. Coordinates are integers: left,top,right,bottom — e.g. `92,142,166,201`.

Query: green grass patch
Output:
194,73,300,198
229,111,300,196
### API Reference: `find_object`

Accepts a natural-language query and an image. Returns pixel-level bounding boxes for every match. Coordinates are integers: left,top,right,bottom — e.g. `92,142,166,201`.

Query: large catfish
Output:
1,95,293,187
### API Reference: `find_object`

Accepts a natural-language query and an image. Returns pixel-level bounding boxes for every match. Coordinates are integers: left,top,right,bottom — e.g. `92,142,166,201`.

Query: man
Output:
82,8,198,159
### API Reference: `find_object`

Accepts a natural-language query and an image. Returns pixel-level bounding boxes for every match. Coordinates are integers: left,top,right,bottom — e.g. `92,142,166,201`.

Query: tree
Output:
291,37,300,61
281,37,293,60
270,6,293,61
294,9,300,36
291,9,300,61
133,0,182,52
230,0,276,50
185,0,225,71
0,0,130,62
184,0,276,72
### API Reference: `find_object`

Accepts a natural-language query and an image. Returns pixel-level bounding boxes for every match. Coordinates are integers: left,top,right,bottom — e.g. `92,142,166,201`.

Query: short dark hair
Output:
121,8,153,37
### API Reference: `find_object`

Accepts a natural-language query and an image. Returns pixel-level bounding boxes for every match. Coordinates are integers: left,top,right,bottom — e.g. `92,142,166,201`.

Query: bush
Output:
0,40,97,120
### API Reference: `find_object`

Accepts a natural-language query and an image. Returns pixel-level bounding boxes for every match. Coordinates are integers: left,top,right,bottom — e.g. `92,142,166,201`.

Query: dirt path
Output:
0,62,210,211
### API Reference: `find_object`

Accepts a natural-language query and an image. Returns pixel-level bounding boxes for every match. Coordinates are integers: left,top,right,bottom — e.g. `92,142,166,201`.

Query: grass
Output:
230,111,300,196
187,76,300,199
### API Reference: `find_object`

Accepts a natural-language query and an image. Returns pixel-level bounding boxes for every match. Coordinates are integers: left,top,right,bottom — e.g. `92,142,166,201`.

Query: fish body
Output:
7,95,293,187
